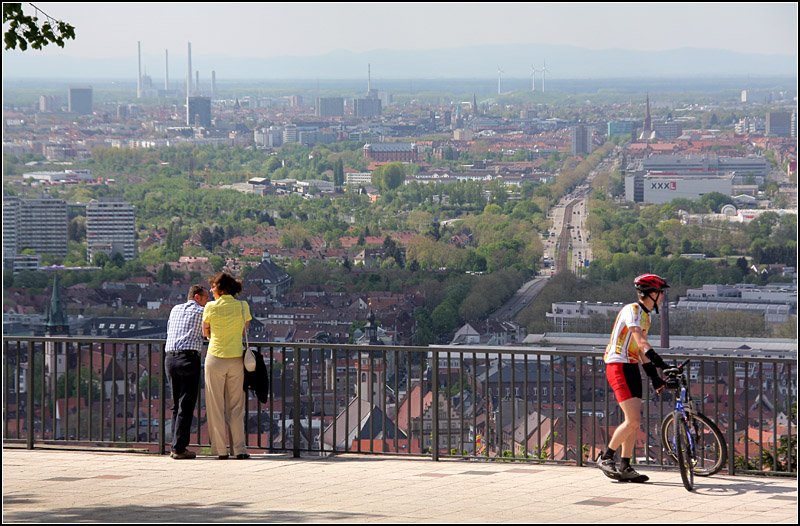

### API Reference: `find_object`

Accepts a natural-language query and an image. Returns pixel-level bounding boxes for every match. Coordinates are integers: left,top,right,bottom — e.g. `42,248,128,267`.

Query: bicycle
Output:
660,359,728,491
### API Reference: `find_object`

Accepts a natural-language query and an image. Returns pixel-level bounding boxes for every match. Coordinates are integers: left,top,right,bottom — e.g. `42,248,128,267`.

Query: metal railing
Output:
3,336,796,475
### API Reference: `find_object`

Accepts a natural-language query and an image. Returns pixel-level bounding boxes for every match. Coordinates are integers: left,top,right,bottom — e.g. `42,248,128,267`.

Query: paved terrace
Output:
3,448,797,523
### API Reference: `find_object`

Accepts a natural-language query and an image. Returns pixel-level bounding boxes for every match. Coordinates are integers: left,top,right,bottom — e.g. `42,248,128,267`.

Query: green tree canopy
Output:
3,3,75,51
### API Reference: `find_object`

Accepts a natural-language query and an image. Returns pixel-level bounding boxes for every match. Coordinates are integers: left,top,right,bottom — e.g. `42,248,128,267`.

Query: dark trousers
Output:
165,351,201,453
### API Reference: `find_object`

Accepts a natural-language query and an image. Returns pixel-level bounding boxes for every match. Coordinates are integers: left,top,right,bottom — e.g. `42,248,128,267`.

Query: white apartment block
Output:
86,199,136,261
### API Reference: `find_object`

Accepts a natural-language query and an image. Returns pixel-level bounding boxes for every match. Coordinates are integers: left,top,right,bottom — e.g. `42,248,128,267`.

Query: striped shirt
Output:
165,300,205,352
603,302,651,364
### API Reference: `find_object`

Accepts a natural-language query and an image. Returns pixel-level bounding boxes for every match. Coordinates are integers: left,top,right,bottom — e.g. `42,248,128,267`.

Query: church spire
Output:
643,93,652,132
45,272,69,336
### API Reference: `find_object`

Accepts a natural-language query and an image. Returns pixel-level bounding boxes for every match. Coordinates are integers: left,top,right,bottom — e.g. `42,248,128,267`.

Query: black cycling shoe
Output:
597,456,621,480
617,466,649,483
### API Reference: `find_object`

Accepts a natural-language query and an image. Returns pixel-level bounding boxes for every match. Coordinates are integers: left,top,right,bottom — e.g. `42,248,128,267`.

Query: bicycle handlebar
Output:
663,358,690,377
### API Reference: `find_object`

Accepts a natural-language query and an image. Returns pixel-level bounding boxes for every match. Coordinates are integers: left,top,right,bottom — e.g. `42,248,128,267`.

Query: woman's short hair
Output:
209,272,242,297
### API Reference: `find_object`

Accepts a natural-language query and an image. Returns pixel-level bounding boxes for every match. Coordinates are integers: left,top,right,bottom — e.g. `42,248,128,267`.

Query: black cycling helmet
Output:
634,273,670,293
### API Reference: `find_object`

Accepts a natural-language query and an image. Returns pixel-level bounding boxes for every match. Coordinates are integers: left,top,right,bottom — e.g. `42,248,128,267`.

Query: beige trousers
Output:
204,354,247,456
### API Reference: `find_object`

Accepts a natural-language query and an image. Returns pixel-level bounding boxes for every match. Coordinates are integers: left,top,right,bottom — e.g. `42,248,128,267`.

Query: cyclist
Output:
598,273,671,482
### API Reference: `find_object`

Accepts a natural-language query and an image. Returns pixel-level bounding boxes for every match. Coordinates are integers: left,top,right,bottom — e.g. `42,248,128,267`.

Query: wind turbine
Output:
530,64,537,92
497,65,503,95
541,59,549,93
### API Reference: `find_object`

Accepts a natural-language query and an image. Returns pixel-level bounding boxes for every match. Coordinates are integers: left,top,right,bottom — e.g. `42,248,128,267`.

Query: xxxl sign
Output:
650,181,677,190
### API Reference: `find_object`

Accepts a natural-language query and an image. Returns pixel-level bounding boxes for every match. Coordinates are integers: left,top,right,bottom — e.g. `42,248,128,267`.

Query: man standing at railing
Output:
165,284,210,459
597,274,671,483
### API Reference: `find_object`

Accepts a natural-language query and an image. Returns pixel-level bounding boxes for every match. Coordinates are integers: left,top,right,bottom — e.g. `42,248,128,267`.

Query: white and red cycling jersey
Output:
603,302,651,365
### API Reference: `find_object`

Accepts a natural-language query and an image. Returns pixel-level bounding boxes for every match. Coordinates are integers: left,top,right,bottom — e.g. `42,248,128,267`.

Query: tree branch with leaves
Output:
3,3,75,51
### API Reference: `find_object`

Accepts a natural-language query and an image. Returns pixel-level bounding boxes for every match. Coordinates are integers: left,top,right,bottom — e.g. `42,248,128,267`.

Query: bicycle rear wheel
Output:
661,412,727,476
675,414,695,491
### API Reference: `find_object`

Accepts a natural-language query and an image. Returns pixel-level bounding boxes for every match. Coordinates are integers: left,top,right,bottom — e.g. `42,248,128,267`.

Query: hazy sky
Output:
19,2,799,59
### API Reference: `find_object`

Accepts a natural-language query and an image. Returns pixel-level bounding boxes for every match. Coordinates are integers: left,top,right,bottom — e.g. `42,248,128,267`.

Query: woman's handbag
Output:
242,302,256,372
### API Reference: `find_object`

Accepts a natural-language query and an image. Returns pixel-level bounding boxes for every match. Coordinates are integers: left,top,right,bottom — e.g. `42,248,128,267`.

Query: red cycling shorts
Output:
606,362,642,403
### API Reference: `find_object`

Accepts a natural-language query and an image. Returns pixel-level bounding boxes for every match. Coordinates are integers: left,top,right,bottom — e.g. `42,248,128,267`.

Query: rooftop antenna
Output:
497,65,503,95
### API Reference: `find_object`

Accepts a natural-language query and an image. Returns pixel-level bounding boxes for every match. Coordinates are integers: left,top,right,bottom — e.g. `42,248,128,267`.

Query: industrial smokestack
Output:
187,42,192,96
196,71,200,95
212,70,216,98
367,63,371,94
137,41,142,98
165,49,169,90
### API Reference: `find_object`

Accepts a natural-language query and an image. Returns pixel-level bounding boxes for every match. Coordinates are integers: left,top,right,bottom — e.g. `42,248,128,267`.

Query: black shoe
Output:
618,466,649,483
218,455,229,460
236,453,250,460
170,450,196,460
597,455,620,480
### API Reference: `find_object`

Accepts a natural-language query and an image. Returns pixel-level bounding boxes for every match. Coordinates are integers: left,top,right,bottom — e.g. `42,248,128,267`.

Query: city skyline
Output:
2,3,797,80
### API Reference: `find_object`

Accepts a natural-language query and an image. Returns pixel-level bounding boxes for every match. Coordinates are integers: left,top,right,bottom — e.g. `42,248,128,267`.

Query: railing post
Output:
432,350,439,462
576,356,583,467
26,343,34,450
728,363,736,475
159,344,167,455
293,346,302,458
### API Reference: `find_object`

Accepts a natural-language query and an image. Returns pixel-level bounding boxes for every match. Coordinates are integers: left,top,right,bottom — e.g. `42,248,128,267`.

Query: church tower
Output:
44,272,70,379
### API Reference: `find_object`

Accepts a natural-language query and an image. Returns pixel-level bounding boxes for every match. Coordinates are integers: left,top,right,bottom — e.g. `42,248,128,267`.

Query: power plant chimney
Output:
196,71,200,95
165,49,169,90
368,63,371,94
187,42,192,96
137,41,142,98
211,70,216,98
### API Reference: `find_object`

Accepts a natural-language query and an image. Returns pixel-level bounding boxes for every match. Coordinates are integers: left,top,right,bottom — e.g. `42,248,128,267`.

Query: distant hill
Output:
3,43,796,80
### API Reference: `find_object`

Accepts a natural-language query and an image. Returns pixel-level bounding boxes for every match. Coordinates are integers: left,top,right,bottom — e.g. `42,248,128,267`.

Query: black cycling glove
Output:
642,361,666,391
645,348,669,371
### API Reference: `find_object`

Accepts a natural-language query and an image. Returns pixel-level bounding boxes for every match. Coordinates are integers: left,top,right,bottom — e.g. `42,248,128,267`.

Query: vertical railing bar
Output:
460,350,465,458
550,356,555,460
293,346,302,457
369,351,375,454
382,349,387,455
90,343,95,443
281,346,287,451
357,352,362,455
727,361,736,475
269,346,275,453
306,348,312,452
786,362,793,474
485,352,490,459
76,342,82,441
537,354,542,460
562,357,568,464
524,353,529,461
345,349,350,454
431,349,439,461
393,349,399,454
577,356,583,467
135,344,141,444
497,354,503,458
62,341,69,443
758,361,764,471
744,362,750,469
26,341,34,449
511,353,516,459
591,356,596,465
124,343,130,444
772,361,779,473
472,351,478,459
446,349,451,456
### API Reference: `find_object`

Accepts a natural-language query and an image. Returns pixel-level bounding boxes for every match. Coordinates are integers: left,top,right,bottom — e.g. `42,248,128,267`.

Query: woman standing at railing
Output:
202,272,252,459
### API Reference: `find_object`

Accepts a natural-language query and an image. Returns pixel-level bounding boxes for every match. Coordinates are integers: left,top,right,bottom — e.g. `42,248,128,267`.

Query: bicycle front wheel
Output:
675,414,695,491
661,412,727,476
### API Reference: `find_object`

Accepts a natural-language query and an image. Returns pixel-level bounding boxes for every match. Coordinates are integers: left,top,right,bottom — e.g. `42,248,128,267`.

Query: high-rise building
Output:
766,111,791,137
186,96,212,127
571,125,592,156
4,196,68,258
316,97,344,117
86,199,136,262
3,196,21,261
68,87,93,115
354,98,382,118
